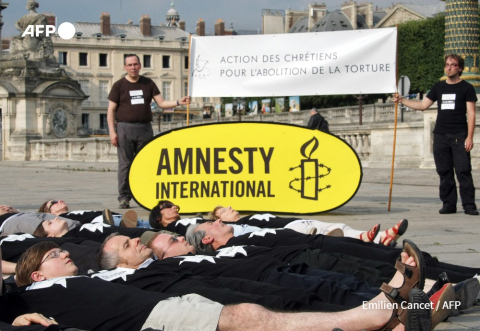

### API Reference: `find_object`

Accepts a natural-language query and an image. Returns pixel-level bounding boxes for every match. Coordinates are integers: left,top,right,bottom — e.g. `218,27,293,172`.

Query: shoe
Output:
379,239,426,311
453,277,480,311
360,224,380,242
405,289,432,331
120,210,138,228
464,209,479,216
325,228,344,237
380,219,408,246
430,283,455,330
439,207,456,214
119,199,130,209
426,272,449,297
102,209,114,226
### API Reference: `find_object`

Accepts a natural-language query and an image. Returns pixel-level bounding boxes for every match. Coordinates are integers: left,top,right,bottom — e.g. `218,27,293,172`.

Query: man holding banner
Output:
394,54,478,216
107,54,190,209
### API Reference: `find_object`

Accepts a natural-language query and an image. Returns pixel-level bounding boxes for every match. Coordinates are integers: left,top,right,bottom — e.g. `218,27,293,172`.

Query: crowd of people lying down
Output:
0,200,479,331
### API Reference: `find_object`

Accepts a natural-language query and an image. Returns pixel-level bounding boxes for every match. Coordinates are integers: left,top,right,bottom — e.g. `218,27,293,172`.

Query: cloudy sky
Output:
2,0,444,37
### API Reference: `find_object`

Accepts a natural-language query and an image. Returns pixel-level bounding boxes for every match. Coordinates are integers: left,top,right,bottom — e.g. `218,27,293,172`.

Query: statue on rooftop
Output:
8,0,55,63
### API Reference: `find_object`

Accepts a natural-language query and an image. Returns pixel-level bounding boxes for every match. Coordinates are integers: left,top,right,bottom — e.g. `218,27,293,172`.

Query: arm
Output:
1,260,16,275
392,94,434,111
107,101,118,147
465,101,476,152
153,94,191,109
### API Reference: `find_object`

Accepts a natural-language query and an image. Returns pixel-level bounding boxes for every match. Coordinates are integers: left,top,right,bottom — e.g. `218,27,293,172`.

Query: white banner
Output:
189,28,397,97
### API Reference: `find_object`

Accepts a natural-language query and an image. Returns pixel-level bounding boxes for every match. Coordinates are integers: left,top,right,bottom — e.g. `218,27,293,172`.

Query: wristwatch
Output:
176,99,180,106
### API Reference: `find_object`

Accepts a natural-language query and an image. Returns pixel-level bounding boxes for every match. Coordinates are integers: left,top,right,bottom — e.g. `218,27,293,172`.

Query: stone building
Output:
375,3,446,28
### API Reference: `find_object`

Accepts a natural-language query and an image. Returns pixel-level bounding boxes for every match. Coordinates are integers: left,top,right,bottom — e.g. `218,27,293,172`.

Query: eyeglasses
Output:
162,236,178,259
40,249,68,265
159,203,180,212
48,200,59,211
445,63,459,68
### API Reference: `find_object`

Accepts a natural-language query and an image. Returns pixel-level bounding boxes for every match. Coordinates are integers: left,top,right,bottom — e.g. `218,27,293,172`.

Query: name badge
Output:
441,94,456,110
130,90,145,105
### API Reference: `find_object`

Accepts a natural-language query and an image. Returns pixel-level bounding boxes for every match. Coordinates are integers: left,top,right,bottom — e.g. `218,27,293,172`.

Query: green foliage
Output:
397,14,446,94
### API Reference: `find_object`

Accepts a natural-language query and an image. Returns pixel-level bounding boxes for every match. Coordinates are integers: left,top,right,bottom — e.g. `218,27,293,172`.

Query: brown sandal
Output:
374,240,426,330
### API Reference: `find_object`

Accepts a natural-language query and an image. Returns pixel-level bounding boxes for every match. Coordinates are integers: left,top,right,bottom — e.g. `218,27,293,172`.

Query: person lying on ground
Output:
186,220,480,284
38,200,149,228
100,234,391,308
12,240,434,331
148,200,407,246
209,205,408,246
32,217,173,244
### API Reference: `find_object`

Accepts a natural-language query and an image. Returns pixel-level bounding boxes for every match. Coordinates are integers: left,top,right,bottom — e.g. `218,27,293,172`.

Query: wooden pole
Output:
186,35,192,126
388,25,400,212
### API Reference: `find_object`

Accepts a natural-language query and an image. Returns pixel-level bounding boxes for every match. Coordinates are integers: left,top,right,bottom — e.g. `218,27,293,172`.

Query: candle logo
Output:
289,137,331,200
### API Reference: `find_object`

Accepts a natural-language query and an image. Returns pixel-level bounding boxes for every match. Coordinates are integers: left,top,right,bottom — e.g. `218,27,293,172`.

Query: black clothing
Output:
63,224,153,243
144,255,380,307
58,211,119,225
434,133,476,210
307,113,329,133
7,277,172,331
1,236,100,274
92,265,346,312
223,229,480,283
428,80,477,135
427,80,478,210
216,245,394,286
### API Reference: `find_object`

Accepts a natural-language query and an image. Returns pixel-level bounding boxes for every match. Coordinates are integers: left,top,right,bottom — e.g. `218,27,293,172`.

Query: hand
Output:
178,96,191,105
12,313,58,327
0,205,18,216
465,137,474,152
110,132,118,147
392,93,402,103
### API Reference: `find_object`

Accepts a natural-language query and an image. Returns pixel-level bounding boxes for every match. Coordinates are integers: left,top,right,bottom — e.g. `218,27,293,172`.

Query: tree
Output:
397,14,446,94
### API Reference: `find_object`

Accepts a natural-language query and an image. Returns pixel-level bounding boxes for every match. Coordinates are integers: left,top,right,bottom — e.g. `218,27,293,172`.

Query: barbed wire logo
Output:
288,136,331,200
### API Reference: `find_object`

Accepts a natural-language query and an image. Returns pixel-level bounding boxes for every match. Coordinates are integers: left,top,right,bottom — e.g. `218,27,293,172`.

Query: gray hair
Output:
185,223,215,253
311,108,318,113
97,232,122,269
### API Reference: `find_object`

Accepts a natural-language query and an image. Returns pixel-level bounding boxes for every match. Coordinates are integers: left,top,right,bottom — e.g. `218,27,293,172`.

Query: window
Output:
99,81,109,102
144,55,152,68
162,55,170,69
99,53,108,67
203,97,210,103
184,56,189,70
58,51,67,65
79,80,90,97
99,114,107,129
162,82,171,100
79,52,88,66
81,114,89,129
184,82,188,97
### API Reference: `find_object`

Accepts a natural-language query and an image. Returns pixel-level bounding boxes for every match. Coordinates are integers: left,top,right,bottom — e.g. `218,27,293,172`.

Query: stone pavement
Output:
0,161,479,330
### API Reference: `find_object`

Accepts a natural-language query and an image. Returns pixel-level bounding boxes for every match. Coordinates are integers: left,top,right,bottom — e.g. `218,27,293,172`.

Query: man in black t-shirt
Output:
393,54,478,215
107,54,190,209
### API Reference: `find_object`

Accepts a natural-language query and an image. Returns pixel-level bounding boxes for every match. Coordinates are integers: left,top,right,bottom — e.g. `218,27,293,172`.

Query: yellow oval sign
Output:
129,122,362,214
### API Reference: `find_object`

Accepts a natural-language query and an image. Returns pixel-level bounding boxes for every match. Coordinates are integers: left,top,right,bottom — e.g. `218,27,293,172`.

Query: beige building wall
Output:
52,34,193,134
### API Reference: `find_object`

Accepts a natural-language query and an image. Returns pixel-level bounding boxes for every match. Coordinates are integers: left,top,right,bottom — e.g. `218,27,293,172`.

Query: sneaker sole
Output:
406,289,432,331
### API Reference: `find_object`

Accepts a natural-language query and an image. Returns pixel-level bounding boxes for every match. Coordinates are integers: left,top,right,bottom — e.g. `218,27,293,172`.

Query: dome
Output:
167,2,179,17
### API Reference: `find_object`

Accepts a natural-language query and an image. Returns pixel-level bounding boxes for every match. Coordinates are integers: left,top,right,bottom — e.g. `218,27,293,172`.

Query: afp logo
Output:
22,22,76,40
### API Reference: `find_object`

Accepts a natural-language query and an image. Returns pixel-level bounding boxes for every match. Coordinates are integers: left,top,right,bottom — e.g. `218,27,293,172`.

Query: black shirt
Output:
8,277,171,331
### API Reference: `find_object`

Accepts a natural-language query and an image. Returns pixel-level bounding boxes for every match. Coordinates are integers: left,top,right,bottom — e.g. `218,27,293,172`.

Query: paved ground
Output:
1,161,479,330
